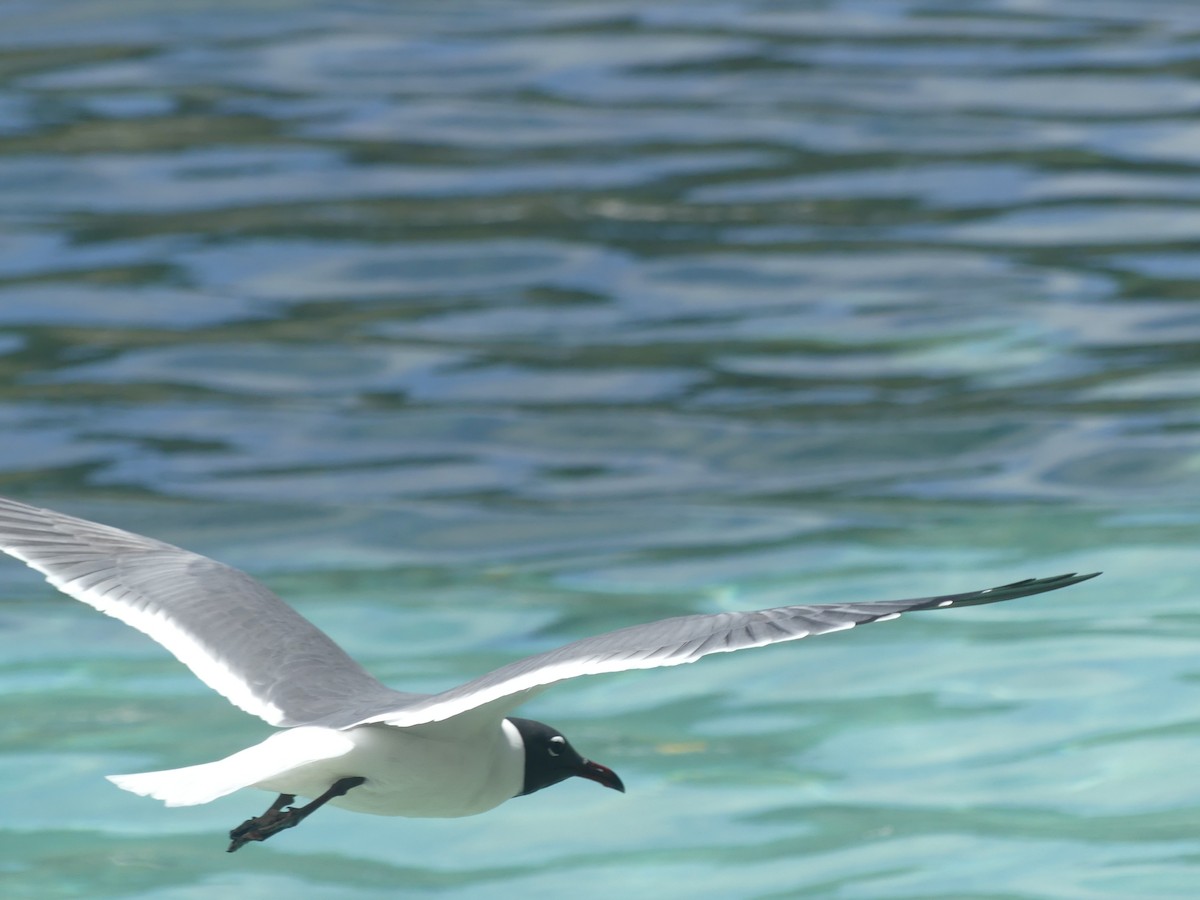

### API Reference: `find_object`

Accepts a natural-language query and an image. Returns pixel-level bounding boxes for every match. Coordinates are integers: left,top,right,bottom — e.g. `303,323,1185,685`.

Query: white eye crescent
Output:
547,736,566,757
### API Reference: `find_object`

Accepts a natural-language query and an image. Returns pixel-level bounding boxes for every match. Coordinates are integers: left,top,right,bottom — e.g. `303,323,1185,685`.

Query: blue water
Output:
1,1,1199,897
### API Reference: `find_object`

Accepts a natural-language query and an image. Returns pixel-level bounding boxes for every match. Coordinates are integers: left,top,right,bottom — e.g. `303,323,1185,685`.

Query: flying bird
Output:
0,496,1098,851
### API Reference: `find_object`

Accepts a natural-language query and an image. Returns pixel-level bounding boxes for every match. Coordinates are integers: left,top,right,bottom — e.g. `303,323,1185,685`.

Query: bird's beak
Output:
578,758,625,793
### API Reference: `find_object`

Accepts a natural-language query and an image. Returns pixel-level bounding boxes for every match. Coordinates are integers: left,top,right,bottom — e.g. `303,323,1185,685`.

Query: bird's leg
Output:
227,776,366,853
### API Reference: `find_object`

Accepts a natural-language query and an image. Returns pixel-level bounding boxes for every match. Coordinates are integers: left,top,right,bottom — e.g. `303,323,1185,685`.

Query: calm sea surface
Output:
2,1,1200,897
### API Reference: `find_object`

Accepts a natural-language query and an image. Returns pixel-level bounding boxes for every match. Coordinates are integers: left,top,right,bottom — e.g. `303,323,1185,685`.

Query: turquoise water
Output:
1,1,1199,896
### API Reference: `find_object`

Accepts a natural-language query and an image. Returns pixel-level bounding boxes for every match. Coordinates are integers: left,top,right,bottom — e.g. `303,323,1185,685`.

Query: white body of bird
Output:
110,719,527,817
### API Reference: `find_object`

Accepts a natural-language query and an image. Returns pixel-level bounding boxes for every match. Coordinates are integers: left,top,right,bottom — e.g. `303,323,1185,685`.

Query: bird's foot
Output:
226,777,366,853
227,793,298,852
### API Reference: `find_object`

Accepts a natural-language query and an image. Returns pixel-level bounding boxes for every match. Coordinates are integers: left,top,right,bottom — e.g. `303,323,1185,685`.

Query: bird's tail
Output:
108,763,243,807
107,726,356,807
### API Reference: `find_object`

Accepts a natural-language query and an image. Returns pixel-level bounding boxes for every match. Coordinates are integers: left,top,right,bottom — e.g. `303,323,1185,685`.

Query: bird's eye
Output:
547,735,566,757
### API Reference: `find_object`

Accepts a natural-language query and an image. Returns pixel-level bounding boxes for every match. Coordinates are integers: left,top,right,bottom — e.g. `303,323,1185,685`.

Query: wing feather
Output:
0,497,411,727
0,496,1100,736
364,572,1099,728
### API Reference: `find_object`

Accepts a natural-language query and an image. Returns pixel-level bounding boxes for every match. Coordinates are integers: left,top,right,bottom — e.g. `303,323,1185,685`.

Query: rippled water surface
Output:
2,1,1200,897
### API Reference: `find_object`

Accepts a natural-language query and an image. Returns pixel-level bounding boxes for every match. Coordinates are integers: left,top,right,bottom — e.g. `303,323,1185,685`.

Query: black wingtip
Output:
919,571,1101,611
992,571,1101,589
988,571,1102,594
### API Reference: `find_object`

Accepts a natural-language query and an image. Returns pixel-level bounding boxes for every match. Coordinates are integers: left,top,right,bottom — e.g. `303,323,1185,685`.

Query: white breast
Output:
255,719,526,818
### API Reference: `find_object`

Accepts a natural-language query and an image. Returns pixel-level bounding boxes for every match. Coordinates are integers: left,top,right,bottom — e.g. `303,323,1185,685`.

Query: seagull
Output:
0,496,1098,852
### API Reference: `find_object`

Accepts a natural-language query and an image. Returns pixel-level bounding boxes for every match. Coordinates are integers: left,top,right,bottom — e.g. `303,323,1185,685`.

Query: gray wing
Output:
364,572,1099,728
0,497,411,727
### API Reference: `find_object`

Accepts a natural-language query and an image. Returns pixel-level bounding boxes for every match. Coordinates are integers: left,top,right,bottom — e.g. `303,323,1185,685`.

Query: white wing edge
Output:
7,542,287,725
367,620,831,728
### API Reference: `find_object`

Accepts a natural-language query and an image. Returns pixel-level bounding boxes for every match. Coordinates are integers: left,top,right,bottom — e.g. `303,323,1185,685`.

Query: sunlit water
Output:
2,1,1200,897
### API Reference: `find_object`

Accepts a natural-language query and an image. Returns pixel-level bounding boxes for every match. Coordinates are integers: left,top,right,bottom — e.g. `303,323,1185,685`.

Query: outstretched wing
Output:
364,572,1099,728
0,497,410,727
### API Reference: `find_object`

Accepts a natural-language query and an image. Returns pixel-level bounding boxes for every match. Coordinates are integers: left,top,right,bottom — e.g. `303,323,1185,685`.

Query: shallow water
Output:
1,1,1200,897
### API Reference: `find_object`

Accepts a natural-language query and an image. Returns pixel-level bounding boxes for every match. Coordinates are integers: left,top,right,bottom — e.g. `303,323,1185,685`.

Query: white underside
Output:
107,720,526,818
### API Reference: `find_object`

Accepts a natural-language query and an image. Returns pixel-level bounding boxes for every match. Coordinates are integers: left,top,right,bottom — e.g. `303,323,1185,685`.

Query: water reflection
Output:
1,1,1200,897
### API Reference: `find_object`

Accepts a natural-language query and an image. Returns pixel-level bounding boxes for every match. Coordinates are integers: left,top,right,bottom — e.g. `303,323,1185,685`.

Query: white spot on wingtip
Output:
875,613,901,623
937,600,953,608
